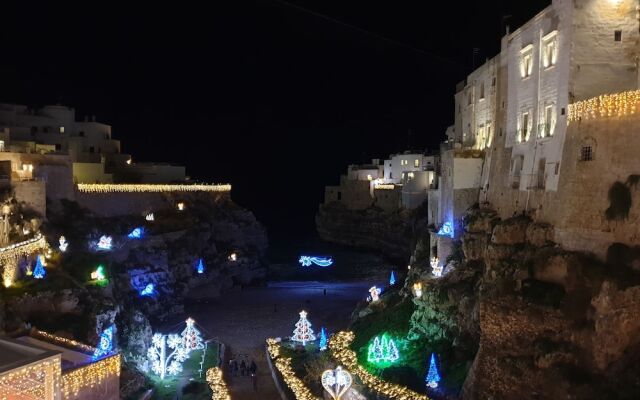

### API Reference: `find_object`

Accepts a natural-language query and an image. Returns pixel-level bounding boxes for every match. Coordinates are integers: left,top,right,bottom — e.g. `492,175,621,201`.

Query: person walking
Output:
231,358,238,377
240,359,246,377
250,360,258,391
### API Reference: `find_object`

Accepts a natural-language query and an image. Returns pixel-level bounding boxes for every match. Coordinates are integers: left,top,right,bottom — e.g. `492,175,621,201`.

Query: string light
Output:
206,367,231,400
329,331,429,400
77,183,231,193
431,257,443,278
96,236,113,251
266,338,321,400
61,354,121,398
0,359,61,399
32,329,97,353
298,255,333,267
413,282,423,298
291,310,316,346
374,184,395,190
59,236,69,252
568,89,640,123
92,325,115,359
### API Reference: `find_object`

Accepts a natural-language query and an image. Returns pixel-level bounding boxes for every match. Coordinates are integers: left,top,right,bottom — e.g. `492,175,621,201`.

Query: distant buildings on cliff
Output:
0,103,204,216
322,0,640,262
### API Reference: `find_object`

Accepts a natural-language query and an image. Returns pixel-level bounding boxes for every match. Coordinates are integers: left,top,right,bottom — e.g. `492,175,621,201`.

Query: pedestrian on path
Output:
240,359,246,377
231,358,238,377
250,360,258,391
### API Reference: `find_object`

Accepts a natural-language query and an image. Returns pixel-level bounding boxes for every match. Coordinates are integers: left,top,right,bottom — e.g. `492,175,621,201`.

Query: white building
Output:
504,0,640,194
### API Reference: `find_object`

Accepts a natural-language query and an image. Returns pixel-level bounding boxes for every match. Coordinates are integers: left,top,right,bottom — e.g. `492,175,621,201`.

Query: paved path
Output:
187,281,378,400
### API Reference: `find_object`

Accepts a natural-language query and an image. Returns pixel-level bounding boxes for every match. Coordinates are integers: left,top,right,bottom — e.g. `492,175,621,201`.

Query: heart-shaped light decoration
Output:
321,366,352,400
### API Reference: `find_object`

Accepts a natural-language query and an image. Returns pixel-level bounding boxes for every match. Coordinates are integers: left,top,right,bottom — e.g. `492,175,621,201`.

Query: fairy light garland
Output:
32,329,97,353
206,367,231,400
568,90,640,123
266,338,321,400
329,331,429,400
76,183,231,193
0,359,61,399
61,354,121,398
1,234,50,287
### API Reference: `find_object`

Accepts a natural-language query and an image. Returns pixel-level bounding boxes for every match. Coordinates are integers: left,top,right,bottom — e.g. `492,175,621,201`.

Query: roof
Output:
16,337,92,370
0,337,60,374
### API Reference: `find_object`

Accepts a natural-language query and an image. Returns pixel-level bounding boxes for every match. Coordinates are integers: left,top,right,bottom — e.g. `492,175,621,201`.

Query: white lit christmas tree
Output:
147,333,190,380
291,310,316,346
181,317,205,352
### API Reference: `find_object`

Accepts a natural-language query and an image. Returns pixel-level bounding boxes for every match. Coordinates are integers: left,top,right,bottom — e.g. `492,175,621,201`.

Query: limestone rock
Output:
526,222,554,247
462,233,487,261
490,217,530,245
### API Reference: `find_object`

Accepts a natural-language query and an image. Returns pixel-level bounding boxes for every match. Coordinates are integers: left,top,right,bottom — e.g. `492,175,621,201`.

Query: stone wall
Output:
13,180,46,216
486,106,640,259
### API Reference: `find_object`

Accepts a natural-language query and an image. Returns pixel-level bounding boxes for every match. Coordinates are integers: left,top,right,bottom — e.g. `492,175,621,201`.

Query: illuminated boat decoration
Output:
298,255,333,267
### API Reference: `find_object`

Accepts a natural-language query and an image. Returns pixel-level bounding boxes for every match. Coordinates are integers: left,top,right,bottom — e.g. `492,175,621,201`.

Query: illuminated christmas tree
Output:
181,317,205,352
367,334,399,364
425,353,441,389
389,270,396,285
196,258,205,274
33,255,45,279
319,327,328,351
291,310,316,346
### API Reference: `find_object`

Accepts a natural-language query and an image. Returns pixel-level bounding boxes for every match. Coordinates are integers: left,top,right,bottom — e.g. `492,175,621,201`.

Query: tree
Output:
389,270,396,285
319,327,328,351
291,310,316,346
147,333,190,380
181,317,205,352
426,353,441,388
33,255,45,279
367,334,399,364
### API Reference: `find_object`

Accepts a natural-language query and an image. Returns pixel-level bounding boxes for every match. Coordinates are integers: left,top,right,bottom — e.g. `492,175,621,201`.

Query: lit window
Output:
519,112,531,142
59,126,65,133
520,45,534,78
542,31,558,68
0,141,4,152
414,159,419,168
367,174,372,181
407,172,415,179
540,105,555,138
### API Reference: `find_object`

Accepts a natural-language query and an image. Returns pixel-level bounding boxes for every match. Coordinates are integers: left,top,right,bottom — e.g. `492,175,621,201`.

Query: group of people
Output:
229,354,258,391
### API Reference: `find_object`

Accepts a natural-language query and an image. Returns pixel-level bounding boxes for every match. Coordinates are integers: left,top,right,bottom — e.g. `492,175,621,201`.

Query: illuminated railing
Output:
329,331,429,400
568,89,640,123
206,367,231,400
61,354,121,399
76,183,232,193
266,338,321,400
31,329,97,354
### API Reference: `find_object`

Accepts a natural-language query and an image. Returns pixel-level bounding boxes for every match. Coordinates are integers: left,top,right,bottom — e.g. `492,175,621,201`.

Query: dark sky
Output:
1,1,549,238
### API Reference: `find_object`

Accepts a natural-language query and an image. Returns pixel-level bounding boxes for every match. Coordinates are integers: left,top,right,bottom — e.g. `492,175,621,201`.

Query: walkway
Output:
187,281,378,400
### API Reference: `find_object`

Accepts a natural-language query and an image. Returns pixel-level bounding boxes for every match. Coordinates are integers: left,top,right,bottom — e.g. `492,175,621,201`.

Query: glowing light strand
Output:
568,89,640,123
181,317,205,352
266,338,321,400
147,333,190,380
206,367,231,400
291,310,316,346
92,325,115,360
425,353,441,389
77,183,231,193
298,255,333,267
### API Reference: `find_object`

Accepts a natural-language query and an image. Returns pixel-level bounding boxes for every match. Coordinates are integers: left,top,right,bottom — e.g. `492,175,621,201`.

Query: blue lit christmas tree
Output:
196,258,205,274
426,353,441,389
319,327,328,351
389,270,396,285
93,325,115,359
33,256,46,279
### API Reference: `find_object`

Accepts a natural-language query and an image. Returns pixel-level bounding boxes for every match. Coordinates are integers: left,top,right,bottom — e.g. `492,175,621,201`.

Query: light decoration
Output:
374,184,395,190
228,252,237,262
127,227,145,239
92,325,115,360
437,221,454,238
568,89,640,123
33,255,46,279
291,310,316,346
431,257,443,278
0,233,48,264
367,334,399,365
319,327,328,351
413,282,423,298
59,236,69,252
329,331,429,400
266,338,321,400
62,354,121,399
145,213,155,221
425,353,441,389
389,270,396,285
32,329,97,353
298,255,333,267
0,359,61,400
321,366,353,400
368,286,381,302
91,265,106,281
206,367,231,400
181,317,205,352
139,283,155,297
96,235,112,251
147,333,190,380
196,258,205,274
177,202,185,211
77,183,231,193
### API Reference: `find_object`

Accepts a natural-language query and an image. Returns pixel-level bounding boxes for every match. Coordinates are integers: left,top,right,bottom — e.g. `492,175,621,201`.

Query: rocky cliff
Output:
402,207,640,399
315,202,415,260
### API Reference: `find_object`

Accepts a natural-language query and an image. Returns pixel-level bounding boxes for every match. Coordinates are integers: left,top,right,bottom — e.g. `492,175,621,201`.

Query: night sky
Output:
1,1,549,238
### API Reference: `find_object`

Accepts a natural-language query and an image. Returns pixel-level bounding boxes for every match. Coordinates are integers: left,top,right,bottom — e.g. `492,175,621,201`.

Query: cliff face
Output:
316,203,413,259
404,207,640,399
